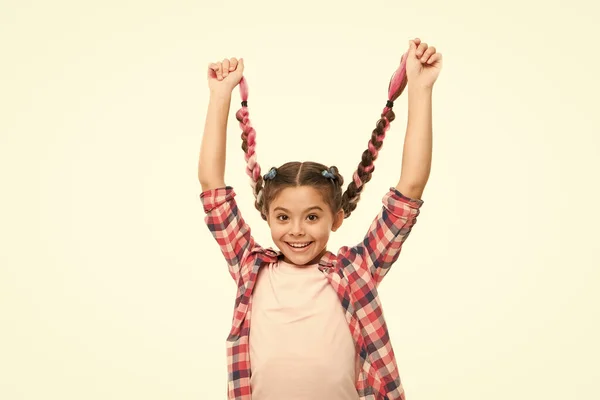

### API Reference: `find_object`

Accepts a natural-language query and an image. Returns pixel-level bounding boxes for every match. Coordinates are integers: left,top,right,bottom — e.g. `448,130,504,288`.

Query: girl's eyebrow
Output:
273,206,324,213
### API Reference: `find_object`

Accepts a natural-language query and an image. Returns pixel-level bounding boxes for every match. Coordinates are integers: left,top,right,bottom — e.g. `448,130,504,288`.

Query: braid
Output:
341,54,409,218
235,77,267,220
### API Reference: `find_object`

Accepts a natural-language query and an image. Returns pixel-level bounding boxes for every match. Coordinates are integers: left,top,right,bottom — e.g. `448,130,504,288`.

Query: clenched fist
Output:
403,38,442,89
207,57,245,96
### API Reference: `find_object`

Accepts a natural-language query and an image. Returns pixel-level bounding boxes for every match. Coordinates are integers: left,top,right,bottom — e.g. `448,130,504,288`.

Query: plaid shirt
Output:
200,186,423,400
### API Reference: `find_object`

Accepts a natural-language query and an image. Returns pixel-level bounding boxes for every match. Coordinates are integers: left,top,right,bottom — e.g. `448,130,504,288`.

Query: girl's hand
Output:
404,38,442,89
207,57,245,96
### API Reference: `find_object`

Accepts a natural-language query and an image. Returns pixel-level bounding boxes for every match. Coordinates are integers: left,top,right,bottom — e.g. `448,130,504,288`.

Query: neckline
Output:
277,259,319,275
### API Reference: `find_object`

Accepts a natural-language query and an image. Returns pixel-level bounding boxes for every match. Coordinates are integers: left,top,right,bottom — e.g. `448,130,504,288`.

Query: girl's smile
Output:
285,241,314,251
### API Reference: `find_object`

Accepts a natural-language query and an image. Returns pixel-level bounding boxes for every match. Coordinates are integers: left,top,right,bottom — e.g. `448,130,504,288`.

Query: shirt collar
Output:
253,246,336,267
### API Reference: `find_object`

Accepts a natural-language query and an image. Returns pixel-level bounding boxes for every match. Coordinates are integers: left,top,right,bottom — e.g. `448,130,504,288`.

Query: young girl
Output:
198,38,442,400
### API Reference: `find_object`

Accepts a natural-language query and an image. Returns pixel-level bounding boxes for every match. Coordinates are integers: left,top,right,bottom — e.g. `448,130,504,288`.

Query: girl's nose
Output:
290,221,304,235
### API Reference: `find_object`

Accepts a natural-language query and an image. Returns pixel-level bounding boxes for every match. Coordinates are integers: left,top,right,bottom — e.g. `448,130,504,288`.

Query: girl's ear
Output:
331,210,345,232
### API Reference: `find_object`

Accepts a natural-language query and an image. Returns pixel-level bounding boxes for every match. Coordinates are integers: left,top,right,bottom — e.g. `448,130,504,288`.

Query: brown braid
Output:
237,105,268,220
341,109,395,217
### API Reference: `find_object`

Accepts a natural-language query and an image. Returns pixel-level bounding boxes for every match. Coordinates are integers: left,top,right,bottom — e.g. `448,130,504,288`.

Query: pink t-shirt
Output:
249,259,359,400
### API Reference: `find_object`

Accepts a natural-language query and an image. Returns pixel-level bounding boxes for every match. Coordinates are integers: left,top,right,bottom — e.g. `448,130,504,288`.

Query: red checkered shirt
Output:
200,186,423,400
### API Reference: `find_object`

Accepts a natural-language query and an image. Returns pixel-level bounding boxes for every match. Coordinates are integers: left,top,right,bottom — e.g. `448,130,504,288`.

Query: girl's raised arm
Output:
199,58,260,284
341,38,442,285
198,94,229,190
198,58,245,190
395,39,442,198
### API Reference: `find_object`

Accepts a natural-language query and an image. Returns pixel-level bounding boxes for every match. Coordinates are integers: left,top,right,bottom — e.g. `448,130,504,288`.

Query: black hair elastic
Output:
241,101,248,107
386,100,394,108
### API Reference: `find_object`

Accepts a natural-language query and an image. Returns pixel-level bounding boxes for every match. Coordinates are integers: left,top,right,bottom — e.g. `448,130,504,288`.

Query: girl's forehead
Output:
271,186,328,207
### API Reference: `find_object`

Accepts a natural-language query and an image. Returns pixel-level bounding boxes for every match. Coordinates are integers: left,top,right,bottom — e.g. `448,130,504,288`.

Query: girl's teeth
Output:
290,242,310,248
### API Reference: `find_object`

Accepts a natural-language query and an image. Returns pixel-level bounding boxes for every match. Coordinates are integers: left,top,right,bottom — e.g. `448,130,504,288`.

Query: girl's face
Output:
267,186,344,266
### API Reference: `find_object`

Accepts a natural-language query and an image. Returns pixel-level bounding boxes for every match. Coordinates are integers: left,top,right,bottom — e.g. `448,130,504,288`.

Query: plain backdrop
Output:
1,0,599,399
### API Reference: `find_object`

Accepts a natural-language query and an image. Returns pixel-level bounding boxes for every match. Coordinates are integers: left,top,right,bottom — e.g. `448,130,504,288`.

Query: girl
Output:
198,38,442,400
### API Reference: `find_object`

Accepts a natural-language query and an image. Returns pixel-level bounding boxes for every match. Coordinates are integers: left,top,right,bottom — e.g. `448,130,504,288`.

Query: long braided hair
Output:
235,53,409,221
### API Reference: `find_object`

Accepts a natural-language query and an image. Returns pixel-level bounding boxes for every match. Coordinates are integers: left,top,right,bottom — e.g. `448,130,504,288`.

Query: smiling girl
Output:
198,38,443,400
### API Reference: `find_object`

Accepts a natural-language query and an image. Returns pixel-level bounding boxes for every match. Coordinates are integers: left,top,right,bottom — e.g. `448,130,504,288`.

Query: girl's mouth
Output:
286,241,313,252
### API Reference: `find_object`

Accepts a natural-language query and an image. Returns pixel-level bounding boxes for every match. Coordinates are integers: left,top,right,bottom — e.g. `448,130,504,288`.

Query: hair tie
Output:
386,100,394,108
263,167,277,180
241,101,248,107
321,168,336,181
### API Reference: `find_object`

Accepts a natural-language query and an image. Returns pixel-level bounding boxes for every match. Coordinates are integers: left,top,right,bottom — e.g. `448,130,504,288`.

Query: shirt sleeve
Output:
200,186,259,283
347,187,424,286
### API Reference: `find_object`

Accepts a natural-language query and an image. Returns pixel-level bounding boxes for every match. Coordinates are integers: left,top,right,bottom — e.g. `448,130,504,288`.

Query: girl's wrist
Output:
209,90,233,102
408,83,434,94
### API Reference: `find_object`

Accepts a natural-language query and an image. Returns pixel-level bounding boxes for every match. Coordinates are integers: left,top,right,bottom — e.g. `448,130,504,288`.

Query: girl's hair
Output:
235,54,409,221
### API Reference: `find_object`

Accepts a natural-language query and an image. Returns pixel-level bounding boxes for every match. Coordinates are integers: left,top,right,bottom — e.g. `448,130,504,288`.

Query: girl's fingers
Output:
222,59,230,77
408,38,422,56
208,62,222,79
427,53,442,65
416,42,428,59
229,58,238,71
420,46,436,63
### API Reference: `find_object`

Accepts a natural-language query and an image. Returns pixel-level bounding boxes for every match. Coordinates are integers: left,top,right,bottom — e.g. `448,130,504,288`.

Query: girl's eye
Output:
276,215,318,221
